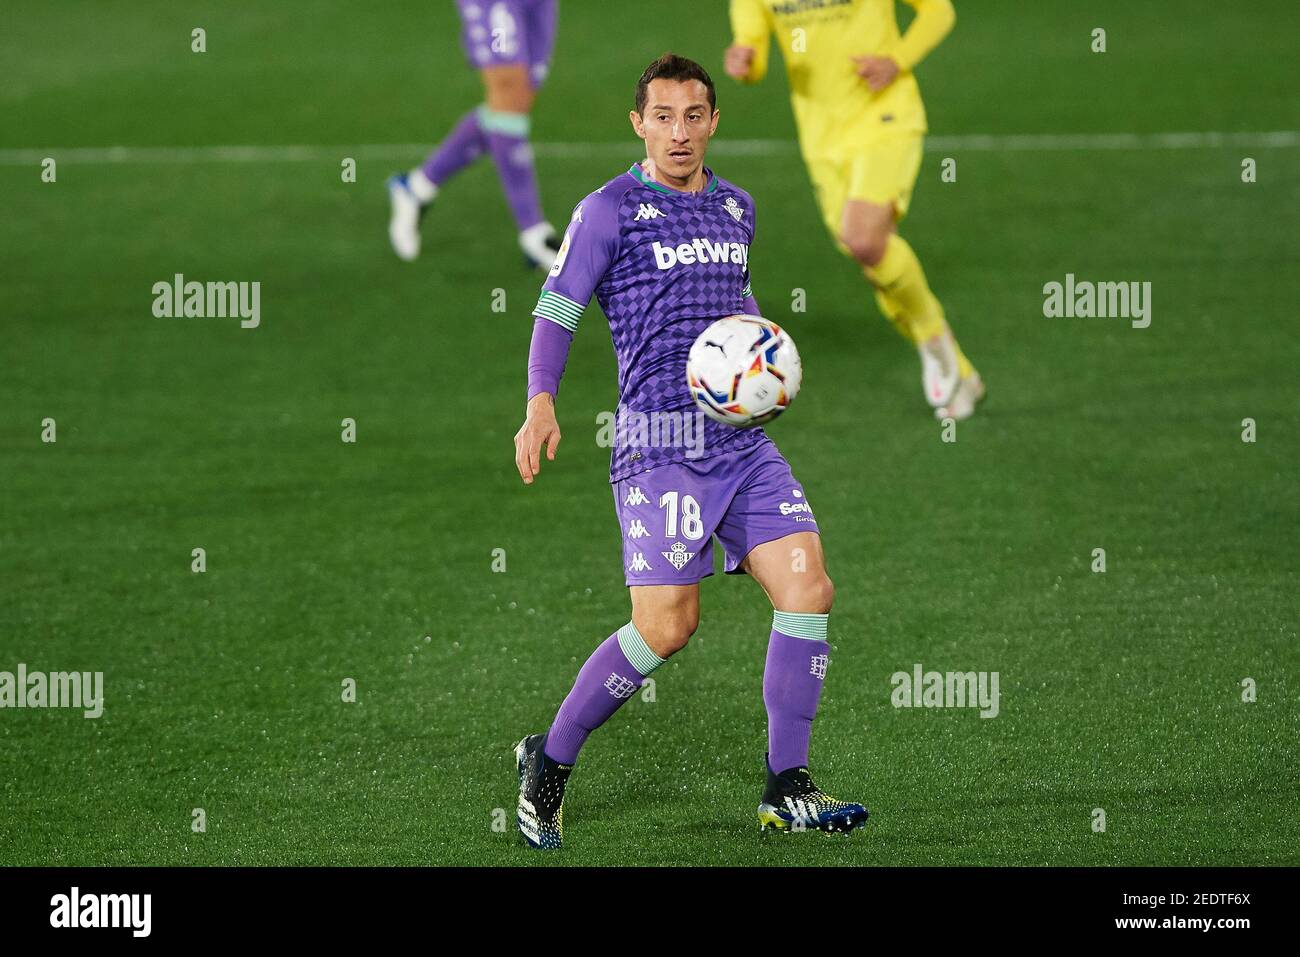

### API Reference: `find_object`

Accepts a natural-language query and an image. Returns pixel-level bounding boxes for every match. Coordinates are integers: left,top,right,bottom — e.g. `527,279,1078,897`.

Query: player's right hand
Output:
514,393,562,485
723,44,755,81
852,55,900,92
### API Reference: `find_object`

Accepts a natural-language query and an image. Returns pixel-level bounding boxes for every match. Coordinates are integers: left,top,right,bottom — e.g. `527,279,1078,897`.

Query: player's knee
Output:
483,70,535,113
494,87,535,114
633,607,699,658
805,573,835,614
778,573,834,615
841,226,888,267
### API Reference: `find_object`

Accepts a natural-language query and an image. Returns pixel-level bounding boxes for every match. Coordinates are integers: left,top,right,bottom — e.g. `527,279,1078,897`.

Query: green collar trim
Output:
627,162,718,195
627,162,675,195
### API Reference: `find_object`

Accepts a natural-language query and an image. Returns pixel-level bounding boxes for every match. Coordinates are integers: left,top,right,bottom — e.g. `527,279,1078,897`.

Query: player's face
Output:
630,79,719,187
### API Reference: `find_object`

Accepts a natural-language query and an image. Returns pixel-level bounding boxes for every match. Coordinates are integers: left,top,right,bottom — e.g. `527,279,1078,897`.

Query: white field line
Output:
0,130,1296,165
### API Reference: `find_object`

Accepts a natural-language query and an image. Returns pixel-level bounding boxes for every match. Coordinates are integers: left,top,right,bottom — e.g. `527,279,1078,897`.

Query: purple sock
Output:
480,107,545,231
763,614,831,773
421,108,486,187
544,623,664,765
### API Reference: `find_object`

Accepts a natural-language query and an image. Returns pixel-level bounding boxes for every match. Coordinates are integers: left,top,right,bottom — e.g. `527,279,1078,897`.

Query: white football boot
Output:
519,222,561,272
918,328,961,409
387,172,434,262
934,372,986,422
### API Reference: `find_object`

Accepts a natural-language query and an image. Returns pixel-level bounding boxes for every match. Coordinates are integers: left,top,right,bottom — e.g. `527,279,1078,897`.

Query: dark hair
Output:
634,52,716,115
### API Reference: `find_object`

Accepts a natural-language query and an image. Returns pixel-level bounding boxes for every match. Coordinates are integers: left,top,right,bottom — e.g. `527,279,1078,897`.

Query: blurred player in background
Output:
511,53,869,850
388,0,562,270
725,0,984,420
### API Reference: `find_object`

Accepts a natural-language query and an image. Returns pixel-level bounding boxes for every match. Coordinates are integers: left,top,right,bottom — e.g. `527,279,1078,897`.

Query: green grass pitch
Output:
1,0,1296,866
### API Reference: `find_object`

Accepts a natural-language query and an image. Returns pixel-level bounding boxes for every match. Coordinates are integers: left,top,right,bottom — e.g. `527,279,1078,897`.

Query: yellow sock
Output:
864,233,975,377
863,233,945,342
871,288,914,344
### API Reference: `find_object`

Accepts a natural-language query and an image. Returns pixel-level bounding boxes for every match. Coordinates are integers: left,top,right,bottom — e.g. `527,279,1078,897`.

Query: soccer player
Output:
725,0,985,420
511,53,868,849
387,0,562,270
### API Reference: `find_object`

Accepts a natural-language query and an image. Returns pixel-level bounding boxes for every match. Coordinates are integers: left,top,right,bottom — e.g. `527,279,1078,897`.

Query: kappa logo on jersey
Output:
652,239,749,271
626,519,649,539
572,204,583,224
634,203,666,221
624,486,649,506
810,654,828,680
661,542,696,570
724,196,745,222
605,673,637,699
628,552,652,572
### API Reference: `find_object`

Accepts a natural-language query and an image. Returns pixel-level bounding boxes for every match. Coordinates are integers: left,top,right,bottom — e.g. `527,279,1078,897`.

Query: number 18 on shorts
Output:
612,441,818,587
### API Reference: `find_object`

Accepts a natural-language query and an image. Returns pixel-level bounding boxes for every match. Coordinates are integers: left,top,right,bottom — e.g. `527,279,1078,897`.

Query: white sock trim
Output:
772,611,829,641
617,622,665,677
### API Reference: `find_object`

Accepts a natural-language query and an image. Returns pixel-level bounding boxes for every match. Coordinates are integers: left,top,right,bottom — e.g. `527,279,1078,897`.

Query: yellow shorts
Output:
806,135,925,242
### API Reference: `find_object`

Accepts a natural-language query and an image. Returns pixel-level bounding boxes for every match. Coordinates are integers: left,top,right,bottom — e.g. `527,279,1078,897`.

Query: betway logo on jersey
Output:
652,239,749,271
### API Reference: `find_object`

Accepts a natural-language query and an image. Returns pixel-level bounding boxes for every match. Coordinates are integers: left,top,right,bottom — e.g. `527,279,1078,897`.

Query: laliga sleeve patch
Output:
549,228,572,277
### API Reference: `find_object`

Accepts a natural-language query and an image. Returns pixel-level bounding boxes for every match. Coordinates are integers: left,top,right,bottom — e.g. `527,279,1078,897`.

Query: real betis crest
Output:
724,196,744,222
661,541,696,570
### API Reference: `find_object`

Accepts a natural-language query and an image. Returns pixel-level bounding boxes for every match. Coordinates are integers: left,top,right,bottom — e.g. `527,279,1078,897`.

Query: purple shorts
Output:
456,0,557,89
612,439,820,587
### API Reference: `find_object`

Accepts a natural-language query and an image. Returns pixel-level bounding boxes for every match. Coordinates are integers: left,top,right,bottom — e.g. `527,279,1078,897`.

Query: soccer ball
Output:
686,315,802,427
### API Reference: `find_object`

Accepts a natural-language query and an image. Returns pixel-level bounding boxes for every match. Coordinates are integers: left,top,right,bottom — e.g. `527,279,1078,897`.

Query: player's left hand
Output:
852,55,899,92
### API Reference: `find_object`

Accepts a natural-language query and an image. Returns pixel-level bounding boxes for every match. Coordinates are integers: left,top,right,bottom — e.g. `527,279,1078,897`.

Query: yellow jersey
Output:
729,0,955,161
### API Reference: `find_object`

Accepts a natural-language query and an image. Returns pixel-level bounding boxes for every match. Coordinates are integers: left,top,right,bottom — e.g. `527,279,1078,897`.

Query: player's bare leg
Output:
629,583,700,658
483,62,536,112
741,532,868,833
842,198,981,417
742,531,834,615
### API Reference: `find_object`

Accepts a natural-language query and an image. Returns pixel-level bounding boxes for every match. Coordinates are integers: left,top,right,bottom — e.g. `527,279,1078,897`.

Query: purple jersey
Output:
532,162,770,482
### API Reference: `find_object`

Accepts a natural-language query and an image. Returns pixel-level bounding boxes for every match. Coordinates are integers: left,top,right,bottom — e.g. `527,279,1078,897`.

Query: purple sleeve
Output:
524,187,620,401
741,294,761,316
539,190,620,306
527,316,574,401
